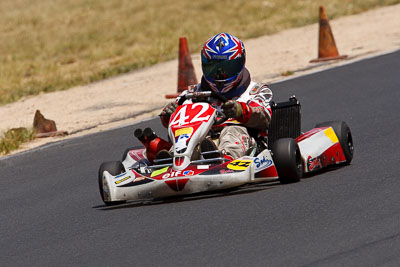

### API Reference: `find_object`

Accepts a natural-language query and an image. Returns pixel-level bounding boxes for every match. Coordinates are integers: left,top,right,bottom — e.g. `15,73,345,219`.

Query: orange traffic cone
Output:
310,6,347,63
33,110,68,138
165,37,198,99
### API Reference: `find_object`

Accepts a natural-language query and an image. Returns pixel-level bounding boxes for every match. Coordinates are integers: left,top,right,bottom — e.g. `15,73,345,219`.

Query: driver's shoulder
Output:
236,81,266,97
247,82,272,95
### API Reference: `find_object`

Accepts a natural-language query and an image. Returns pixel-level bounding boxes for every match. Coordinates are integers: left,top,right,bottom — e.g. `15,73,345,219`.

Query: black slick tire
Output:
271,138,303,184
315,121,354,164
98,161,126,206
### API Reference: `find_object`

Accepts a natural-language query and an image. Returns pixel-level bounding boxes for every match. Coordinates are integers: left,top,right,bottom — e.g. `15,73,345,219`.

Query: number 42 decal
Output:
170,103,212,126
227,160,252,171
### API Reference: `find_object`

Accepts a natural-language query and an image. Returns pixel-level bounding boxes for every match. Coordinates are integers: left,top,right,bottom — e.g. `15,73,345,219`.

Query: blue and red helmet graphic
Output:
201,33,246,93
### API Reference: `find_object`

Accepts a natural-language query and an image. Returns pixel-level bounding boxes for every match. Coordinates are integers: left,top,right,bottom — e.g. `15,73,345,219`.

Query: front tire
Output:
315,121,354,164
98,161,126,206
271,138,303,184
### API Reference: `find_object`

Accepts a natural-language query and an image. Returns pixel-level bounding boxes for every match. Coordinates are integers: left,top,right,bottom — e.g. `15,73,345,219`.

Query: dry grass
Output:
0,128,36,155
0,0,399,106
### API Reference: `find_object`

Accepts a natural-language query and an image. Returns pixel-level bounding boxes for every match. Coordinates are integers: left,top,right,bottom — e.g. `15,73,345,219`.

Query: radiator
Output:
268,96,301,147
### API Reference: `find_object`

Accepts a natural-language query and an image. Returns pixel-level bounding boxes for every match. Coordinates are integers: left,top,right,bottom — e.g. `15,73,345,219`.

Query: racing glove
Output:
159,102,178,127
222,100,243,119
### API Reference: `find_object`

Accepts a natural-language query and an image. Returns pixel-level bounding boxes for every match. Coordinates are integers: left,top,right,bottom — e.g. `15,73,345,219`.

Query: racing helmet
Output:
201,33,246,94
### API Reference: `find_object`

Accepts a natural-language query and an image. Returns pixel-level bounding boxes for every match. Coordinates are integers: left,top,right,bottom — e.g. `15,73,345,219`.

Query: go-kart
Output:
98,91,354,205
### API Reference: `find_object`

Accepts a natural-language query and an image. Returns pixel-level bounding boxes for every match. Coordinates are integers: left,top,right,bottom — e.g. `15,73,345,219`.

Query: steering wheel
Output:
177,91,229,126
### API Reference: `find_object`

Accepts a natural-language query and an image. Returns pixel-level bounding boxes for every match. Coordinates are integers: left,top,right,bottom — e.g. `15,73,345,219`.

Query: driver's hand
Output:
160,102,178,119
159,101,178,128
222,100,243,118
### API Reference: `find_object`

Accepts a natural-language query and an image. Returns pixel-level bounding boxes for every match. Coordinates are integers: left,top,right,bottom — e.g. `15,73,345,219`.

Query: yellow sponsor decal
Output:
151,166,169,177
175,127,193,137
226,119,241,124
227,160,252,171
115,176,131,184
324,127,339,144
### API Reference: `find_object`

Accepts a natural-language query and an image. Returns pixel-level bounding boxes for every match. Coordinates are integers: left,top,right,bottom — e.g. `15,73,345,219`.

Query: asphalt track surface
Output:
1,51,400,266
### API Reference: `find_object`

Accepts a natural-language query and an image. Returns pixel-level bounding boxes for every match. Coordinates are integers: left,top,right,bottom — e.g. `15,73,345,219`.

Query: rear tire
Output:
271,138,303,184
98,161,126,206
315,121,354,164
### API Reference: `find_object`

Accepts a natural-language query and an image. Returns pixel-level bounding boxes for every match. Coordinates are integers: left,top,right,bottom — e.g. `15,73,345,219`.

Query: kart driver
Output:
160,33,273,160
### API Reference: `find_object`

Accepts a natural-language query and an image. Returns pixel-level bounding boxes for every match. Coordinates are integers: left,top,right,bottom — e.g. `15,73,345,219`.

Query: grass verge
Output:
0,128,36,156
1,0,400,106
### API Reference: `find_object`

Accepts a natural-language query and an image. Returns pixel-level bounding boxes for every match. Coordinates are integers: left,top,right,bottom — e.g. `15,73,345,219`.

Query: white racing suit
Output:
177,68,273,159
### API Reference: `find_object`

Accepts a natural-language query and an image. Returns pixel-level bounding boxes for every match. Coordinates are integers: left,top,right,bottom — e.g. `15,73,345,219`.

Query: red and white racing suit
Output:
174,69,273,159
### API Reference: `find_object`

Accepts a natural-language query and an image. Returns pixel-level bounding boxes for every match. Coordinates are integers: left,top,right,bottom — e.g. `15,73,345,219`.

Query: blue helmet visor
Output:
202,56,245,82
